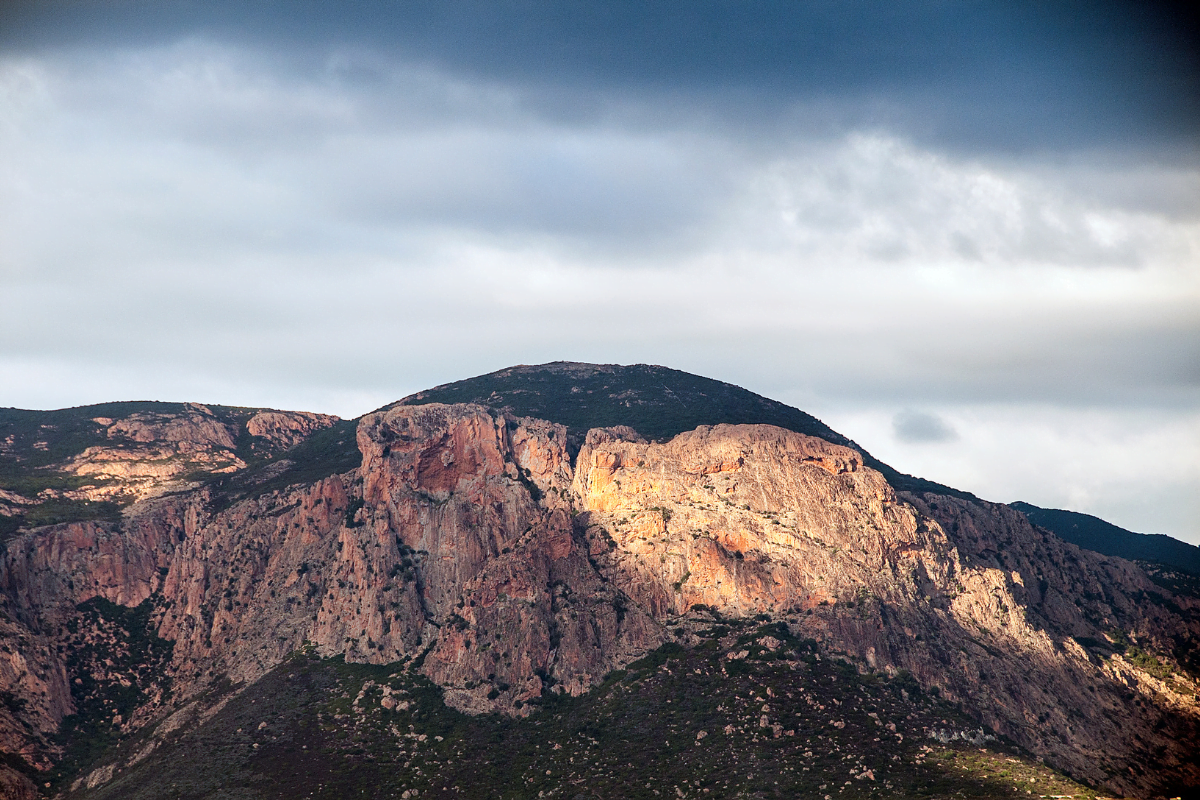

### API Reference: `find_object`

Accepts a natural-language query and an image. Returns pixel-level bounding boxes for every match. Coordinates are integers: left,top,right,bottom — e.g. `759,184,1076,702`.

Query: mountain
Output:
398,361,976,499
0,363,1196,800
1012,501,1200,577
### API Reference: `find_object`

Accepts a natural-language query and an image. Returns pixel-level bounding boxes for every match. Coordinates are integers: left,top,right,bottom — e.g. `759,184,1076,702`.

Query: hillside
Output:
1012,502,1200,577
0,402,341,541
69,621,1099,800
0,363,1196,799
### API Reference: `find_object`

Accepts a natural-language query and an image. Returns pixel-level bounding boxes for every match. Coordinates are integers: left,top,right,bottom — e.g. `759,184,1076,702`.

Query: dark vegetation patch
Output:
1123,646,1177,684
0,514,23,541
68,621,1095,800
17,499,124,530
1135,561,1200,599
396,362,973,499
45,596,175,792
208,419,362,510
343,496,366,528
1,748,39,786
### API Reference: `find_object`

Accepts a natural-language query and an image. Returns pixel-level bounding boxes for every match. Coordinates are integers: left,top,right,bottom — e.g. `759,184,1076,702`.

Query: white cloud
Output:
727,133,1200,271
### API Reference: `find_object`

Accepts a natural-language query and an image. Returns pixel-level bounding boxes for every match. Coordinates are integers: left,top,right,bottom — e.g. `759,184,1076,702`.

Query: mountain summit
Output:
399,362,971,498
0,363,1196,799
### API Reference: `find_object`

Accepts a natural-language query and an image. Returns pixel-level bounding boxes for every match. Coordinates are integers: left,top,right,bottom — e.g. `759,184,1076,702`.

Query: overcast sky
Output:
2,1,1198,542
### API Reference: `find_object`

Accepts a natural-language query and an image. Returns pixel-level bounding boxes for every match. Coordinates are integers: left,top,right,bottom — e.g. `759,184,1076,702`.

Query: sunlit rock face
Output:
574,423,1200,795
0,404,1196,797
47,405,340,503
245,411,339,450
572,423,940,618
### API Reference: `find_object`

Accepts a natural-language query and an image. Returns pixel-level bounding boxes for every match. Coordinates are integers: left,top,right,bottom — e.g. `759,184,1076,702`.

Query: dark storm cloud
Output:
4,0,1197,153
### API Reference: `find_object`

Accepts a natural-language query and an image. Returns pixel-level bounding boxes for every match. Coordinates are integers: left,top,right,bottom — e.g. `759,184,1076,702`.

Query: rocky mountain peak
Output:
0,366,1196,798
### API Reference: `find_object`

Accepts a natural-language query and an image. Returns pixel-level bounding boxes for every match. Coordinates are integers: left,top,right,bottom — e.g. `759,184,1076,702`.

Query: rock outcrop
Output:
245,410,339,450
2,402,340,512
573,423,1200,795
356,404,659,712
572,423,933,618
0,405,1196,797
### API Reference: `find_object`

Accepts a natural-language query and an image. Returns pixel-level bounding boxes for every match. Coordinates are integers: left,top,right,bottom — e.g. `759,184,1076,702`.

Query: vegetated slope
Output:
397,362,974,499
70,620,1098,800
0,403,195,466
1012,501,1200,577
0,402,340,541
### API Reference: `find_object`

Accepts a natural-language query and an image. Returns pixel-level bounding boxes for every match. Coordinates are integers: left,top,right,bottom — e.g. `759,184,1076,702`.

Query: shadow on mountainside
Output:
67,626,1103,800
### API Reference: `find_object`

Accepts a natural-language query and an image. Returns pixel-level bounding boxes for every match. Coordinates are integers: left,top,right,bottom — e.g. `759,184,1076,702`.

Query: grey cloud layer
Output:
893,411,958,443
6,43,1197,266
3,41,1197,407
1,3,1197,540
5,1,1197,152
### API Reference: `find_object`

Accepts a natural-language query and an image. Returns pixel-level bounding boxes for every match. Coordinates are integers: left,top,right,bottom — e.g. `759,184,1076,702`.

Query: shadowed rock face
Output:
905,495,1200,793
355,403,662,712
0,765,36,800
245,411,338,450
0,404,1196,797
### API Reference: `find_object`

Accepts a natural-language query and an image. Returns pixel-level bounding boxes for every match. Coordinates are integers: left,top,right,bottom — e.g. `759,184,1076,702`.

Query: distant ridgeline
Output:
1012,501,1200,581
397,361,975,499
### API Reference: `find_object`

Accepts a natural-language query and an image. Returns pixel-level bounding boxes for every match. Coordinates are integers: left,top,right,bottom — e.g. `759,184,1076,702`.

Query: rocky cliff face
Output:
572,424,1200,795
356,404,661,713
572,423,931,618
0,403,1196,798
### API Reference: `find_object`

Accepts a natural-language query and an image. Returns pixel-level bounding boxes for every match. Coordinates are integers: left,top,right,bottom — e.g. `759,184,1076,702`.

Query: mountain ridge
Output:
0,362,1196,799
9,363,1194,565
398,361,977,500
1012,501,1200,577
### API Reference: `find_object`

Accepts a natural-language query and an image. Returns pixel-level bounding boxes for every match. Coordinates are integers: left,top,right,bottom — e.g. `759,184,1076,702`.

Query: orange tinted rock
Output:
246,411,338,449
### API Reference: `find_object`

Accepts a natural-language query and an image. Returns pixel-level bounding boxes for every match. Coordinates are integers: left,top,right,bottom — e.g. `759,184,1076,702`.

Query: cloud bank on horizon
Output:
1,1,1197,541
